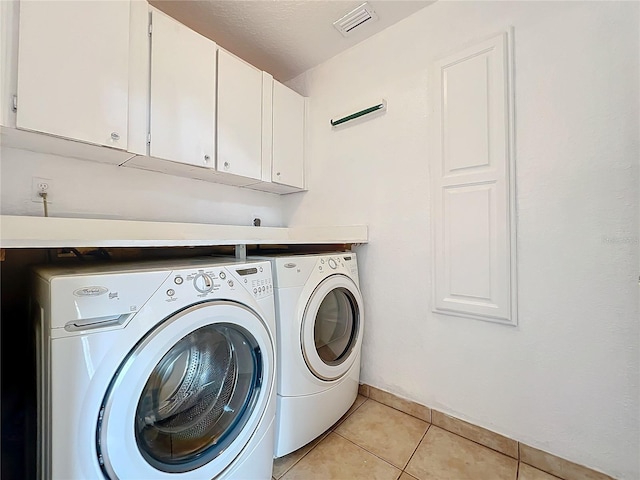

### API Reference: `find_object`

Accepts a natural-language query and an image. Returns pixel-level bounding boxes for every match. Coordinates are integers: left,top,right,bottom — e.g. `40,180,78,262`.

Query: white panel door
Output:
149,9,216,168
16,0,130,149
431,31,517,324
272,80,305,189
217,49,263,180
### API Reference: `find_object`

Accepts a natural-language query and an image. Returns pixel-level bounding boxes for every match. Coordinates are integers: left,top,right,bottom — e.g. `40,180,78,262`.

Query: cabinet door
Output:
272,81,305,189
430,32,516,325
16,0,130,149
149,9,216,168
217,49,262,180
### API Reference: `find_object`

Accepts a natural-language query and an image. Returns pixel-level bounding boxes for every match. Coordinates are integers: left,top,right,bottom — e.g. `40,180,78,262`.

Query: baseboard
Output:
357,384,615,480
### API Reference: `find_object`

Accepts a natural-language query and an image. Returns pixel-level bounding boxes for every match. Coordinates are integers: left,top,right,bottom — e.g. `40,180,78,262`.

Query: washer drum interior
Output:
134,323,262,473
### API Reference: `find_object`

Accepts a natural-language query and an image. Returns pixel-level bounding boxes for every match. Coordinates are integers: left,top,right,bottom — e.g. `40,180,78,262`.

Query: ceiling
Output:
148,0,435,82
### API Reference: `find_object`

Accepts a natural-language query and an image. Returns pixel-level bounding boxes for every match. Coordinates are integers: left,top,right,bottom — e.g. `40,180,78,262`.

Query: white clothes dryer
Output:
31,257,276,480
250,252,364,457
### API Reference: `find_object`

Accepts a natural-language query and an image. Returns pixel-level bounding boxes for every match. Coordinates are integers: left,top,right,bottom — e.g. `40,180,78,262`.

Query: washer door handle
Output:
65,313,131,332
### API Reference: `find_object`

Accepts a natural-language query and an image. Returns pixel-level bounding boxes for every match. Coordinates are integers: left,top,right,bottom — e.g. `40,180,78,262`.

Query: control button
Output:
166,289,175,297
244,278,247,283
194,273,214,293
328,258,338,269
319,266,323,271
174,276,183,285
253,288,258,294
259,266,263,272
228,280,234,287
219,271,226,280
321,259,325,264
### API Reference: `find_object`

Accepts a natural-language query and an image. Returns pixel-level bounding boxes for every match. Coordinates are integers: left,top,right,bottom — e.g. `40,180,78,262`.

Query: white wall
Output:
0,147,284,226
284,1,639,478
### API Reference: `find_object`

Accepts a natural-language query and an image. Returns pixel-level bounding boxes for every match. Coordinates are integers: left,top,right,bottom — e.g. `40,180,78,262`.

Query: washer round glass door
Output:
97,301,274,479
301,275,363,381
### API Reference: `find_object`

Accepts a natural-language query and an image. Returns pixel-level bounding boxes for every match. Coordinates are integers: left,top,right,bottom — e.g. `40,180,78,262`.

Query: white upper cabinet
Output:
272,80,305,190
217,49,263,180
16,0,130,149
148,9,216,168
8,1,306,193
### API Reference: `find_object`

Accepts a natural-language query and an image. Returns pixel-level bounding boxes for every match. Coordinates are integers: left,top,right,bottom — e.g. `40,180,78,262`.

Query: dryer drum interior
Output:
134,323,262,472
313,287,359,366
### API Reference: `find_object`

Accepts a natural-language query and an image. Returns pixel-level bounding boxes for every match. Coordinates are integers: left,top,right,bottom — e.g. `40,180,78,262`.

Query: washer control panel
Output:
193,272,214,293
232,264,273,299
161,261,273,301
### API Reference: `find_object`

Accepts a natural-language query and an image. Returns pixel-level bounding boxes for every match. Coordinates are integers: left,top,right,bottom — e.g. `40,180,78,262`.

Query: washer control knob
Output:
194,273,214,293
328,258,338,269
174,276,183,285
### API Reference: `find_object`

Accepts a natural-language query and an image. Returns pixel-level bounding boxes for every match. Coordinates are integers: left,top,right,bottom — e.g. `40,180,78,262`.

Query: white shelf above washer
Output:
0,215,368,248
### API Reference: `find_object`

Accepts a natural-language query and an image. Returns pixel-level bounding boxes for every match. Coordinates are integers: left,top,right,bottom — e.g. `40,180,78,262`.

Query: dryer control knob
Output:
193,273,214,293
328,258,338,269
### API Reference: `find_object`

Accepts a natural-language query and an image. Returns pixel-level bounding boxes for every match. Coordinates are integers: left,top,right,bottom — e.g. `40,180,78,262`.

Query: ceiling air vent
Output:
333,2,379,37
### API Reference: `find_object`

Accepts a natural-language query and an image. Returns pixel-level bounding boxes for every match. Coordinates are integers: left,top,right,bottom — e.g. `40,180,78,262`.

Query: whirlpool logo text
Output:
73,286,109,297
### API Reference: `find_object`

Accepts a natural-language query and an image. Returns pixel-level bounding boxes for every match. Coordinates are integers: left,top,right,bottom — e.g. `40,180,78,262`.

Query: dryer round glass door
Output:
301,275,364,381
97,300,274,479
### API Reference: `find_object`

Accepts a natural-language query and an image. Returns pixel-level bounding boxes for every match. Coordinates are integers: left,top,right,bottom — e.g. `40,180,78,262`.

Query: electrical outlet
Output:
32,177,53,202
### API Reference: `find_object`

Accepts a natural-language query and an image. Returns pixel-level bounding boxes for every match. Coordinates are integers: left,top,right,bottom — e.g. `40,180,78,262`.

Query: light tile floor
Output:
273,395,561,480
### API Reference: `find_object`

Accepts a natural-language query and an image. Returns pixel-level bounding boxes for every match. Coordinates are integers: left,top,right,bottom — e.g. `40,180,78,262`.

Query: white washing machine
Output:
251,252,364,457
31,257,276,479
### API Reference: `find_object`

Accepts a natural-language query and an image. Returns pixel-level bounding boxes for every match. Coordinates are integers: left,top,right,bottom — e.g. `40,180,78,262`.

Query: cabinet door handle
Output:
276,172,281,176
204,155,210,163
110,132,120,141
224,161,230,170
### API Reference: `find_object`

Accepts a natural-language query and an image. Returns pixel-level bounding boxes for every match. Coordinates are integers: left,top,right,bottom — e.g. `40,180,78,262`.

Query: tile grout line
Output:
371,398,432,424
367,398,518,464
340,396,432,471
332,397,369,431
428,415,517,460
364,386,518,459
402,422,432,474
429,423,518,463
332,430,404,473
273,431,329,479
366,388,431,424
362,385,610,480
275,396,370,479
362,386,611,480
519,460,565,480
